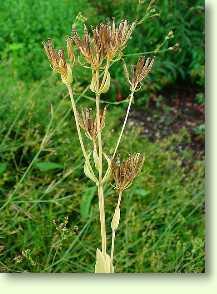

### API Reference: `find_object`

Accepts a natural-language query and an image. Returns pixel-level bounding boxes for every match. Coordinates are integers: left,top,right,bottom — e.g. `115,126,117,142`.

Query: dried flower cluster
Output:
71,20,135,69
129,57,155,91
78,107,106,141
43,39,72,85
111,153,144,192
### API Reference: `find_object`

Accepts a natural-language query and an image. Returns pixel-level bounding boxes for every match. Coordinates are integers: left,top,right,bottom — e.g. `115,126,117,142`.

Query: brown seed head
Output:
130,57,155,91
66,37,75,65
78,107,106,141
71,20,135,69
43,39,72,85
109,20,135,59
71,25,102,70
111,153,144,192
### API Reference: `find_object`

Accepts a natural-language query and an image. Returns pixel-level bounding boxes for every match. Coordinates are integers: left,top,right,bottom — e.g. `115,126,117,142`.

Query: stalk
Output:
67,84,94,175
95,71,107,255
97,183,107,255
112,90,135,159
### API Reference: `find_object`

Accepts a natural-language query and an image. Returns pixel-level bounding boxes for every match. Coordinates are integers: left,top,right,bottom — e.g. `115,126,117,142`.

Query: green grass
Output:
0,0,97,80
0,62,205,273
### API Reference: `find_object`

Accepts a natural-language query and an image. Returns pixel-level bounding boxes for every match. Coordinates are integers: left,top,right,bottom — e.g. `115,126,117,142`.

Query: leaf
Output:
84,161,97,183
102,153,111,184
93,148,99,170
95,248,113,273
0,163,7,175
80,186,96,220
8,43,23,51
34,162,64,171
111,207,120,231
134,188,150,198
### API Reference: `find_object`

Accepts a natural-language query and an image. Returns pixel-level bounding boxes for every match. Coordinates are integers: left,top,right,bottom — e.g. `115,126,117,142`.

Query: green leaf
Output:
134,188,150,198
0,163,7,175
80,186,96,220
34,161,64,172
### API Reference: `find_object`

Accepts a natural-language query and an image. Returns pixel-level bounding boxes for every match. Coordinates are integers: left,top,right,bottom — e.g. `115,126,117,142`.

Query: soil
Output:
127,83,205,160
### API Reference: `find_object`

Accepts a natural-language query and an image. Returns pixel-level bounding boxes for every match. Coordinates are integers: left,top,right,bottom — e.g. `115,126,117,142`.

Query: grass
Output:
0,62,205,273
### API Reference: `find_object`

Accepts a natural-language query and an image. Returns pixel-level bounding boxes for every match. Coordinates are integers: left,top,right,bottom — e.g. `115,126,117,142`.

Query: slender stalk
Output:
95,70,107,255
97,183,107,255
112,91,135,159
111,191,122,264
111,230,115,262
96,93,103,179
67,84,94,175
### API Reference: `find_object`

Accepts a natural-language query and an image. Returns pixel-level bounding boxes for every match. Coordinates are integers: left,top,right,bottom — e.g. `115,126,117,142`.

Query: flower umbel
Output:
71,20,135,69
43,39,72,85
111,153,144,192
78,107,106,141
129,57,155,91
93,20,136,61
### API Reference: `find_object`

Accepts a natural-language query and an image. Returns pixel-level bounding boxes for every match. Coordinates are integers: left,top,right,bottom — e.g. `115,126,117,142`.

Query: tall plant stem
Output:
111,191,122,264
97,183,106,255
112,91,135,159
67,84,94,175
95,72,107,255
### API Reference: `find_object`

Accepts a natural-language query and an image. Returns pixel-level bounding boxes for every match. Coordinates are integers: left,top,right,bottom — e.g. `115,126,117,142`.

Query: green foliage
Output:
34,162,64,172
80,187,96,221
0,0,97,80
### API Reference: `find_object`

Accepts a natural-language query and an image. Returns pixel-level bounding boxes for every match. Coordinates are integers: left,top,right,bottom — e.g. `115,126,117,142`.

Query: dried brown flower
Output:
93,20,136,61
129,57,154,91
111,153,144,192
78,107,106,141
71,20,135,69
66,37,75,65
43,39,72,85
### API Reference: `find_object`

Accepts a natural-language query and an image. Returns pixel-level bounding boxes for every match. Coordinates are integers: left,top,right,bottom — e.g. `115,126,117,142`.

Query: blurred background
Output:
0,0,205,272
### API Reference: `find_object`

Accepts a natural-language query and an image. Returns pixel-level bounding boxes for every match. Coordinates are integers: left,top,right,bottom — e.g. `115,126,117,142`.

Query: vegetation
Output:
0,0,205,273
